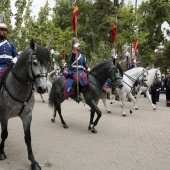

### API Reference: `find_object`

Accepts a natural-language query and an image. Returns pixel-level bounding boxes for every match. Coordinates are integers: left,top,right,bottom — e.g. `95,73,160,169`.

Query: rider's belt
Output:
0,55,13,59
72,65,84,69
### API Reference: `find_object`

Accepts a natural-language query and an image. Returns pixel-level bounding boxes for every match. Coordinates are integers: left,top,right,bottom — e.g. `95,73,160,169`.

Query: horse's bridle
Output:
28,52,48,83
10,52,48,89
4,51,48,116
89,63,123,88
123,68,148,89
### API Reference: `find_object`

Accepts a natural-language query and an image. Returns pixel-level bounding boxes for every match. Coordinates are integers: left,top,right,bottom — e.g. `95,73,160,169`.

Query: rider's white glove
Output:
12,57,18,64
87,68,91,72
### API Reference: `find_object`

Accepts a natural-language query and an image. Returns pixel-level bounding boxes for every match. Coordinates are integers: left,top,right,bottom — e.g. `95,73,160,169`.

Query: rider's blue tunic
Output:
70,52,90,87
0,40,19,81
103,78,112,89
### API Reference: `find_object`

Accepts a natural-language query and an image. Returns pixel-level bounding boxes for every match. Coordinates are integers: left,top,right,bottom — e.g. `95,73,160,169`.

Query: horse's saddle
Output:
64,78,87,99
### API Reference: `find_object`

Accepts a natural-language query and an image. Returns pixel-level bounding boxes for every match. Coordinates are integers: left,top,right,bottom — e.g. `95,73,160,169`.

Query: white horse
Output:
101,84,117,113
133,68,161,110
117,67,148,116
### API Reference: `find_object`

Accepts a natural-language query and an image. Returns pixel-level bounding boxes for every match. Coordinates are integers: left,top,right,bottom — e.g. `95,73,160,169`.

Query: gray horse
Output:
0,40,51,170
49,60,123,133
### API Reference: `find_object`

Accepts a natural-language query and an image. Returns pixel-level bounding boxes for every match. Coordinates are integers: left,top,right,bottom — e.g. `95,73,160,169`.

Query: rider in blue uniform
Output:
0,21,19,82
70,42,90,102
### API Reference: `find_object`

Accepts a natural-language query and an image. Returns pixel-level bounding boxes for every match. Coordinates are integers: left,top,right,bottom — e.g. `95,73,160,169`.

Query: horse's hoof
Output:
42,100,45,103
51,119,55,123
63,124,69,129
130,110,133,114
135,108,138,110
153,108,156,110
91,128,97,133
0,152,6,160
107,111,111,113
31,162,41,170
123,114,127,117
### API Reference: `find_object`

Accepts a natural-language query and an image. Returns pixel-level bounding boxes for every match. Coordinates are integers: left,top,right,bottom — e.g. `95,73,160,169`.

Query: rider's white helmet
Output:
73,43,80,48
0,23,8,30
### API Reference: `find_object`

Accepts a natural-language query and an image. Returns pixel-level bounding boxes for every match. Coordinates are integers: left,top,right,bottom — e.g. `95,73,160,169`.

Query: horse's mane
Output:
125,67,144,74
117,63,123,77
36,45,51,67
19,45,51,68
91,60,112,72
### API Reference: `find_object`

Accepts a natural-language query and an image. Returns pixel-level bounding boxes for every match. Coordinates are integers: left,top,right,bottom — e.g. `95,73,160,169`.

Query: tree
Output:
137,0,170,65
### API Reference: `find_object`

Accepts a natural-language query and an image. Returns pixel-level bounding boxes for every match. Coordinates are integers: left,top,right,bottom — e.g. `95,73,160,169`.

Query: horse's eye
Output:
33,61,37,66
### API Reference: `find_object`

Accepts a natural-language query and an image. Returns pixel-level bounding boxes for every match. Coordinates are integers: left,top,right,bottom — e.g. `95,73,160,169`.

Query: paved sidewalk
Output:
1,93,170,170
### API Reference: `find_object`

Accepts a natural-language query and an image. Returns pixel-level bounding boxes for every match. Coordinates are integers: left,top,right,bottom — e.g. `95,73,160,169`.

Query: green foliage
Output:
1,0,170,70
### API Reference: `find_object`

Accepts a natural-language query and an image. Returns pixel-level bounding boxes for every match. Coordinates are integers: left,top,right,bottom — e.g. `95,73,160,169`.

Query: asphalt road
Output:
0,93,170,170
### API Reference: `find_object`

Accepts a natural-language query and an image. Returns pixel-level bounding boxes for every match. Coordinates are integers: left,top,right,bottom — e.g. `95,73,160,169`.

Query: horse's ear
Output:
30,39,35,50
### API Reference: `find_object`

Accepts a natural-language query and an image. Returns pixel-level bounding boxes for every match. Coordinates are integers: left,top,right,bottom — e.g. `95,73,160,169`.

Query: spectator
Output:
164,72,170,102
128,59,135,69
156,81,162,102
150,83,157,105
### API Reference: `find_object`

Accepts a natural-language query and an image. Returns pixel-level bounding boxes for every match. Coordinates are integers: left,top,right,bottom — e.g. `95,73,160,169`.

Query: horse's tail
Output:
48,77,64,108
48,88,55,108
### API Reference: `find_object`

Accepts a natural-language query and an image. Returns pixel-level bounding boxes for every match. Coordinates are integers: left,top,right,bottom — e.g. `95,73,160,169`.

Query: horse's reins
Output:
89,64,122,89
29,52,48,82
4,51,48,116
123,69,148,94
138,69,161,94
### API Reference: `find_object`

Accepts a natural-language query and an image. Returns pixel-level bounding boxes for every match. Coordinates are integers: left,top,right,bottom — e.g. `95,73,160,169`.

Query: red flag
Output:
62,50,65,60
111,23,117,43
134,39,139,56
72,3,80,32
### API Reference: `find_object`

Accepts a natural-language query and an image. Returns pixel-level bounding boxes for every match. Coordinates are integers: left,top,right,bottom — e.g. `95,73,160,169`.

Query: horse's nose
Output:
118,84,123,89
37,86,47,94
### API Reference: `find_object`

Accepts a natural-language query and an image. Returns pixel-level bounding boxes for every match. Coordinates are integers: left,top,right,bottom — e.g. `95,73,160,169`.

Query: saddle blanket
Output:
64,78,87,99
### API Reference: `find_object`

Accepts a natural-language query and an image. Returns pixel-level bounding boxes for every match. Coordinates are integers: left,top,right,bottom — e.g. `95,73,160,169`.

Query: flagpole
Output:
75,16,79,100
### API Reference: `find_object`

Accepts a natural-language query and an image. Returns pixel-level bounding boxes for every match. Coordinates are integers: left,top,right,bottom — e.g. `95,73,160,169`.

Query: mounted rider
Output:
70,38,90,103
0,14,19,82
103,48,119,90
